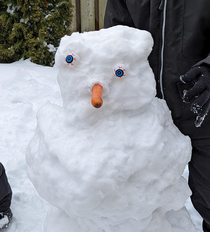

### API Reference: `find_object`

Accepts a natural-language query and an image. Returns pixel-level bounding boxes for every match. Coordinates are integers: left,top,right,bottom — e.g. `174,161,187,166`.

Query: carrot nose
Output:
91,84,103,108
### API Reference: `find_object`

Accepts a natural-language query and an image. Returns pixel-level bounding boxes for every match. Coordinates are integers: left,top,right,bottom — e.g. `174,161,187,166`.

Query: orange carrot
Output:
91,84,103,108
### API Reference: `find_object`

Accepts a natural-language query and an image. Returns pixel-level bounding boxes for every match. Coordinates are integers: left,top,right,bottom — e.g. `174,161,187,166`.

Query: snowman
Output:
26,25,196,232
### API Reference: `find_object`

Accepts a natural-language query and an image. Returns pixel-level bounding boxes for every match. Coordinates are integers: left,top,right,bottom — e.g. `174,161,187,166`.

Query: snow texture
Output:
0,61,202,232
26,26,196,232
0,215,9,229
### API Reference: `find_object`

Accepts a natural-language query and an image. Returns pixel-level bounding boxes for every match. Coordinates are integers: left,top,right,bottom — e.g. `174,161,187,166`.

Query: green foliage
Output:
0,0,73,66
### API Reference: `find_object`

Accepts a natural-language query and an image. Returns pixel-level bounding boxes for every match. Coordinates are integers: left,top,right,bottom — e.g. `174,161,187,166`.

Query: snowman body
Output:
26,26,196,232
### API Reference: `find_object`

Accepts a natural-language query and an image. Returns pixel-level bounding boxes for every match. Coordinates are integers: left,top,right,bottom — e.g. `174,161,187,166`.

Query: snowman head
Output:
55,26,156,124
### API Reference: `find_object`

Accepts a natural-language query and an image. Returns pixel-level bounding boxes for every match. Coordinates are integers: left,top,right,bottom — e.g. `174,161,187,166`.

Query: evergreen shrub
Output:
0,0,73,66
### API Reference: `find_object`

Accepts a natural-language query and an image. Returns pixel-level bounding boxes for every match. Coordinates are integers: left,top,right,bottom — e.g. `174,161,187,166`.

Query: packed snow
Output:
27,25,197,232
0,216,9,229
0,25,202,232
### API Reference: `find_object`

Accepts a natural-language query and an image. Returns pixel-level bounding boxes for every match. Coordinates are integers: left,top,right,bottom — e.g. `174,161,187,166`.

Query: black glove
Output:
180,65,210,127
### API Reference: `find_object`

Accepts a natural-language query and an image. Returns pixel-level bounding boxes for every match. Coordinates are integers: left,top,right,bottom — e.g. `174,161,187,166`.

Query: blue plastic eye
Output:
115,69,124,77
66,55,73,64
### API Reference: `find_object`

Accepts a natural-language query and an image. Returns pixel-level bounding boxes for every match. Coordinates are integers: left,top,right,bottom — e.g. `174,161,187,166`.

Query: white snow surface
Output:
0,25,202,232
0,215,9,229
26,25,196,232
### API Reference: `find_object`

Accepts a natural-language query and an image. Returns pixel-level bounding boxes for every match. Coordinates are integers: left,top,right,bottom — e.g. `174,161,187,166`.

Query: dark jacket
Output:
0,163,12,212
104,0,210,142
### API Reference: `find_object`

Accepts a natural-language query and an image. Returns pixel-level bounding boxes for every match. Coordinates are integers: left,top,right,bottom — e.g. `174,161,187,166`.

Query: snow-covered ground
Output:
0,60,202,232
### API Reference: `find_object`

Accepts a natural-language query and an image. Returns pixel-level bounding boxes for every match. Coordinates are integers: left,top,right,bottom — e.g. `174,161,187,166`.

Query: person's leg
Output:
0,163,12,212
189,141,210,232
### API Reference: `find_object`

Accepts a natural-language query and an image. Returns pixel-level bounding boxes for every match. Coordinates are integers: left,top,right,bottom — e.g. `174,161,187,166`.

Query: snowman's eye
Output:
115,69,124,77
66,55,73,64
114,67,126,78
65,53,80,67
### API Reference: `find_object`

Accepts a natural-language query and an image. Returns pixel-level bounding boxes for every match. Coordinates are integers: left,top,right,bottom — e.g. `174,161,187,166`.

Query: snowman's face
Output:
55,26,156,121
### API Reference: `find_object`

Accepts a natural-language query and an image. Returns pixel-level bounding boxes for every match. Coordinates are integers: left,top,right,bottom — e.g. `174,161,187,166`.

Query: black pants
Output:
0,163,12,212
189,141,210,232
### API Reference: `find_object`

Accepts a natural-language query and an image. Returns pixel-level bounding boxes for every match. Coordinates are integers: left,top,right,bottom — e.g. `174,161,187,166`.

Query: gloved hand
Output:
180,65,210,127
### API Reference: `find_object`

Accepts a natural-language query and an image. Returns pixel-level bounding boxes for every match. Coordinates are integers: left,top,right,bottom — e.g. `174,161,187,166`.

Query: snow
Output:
0,215,9,229
0,26,202,232
0,59,61,231
6,4,15,14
